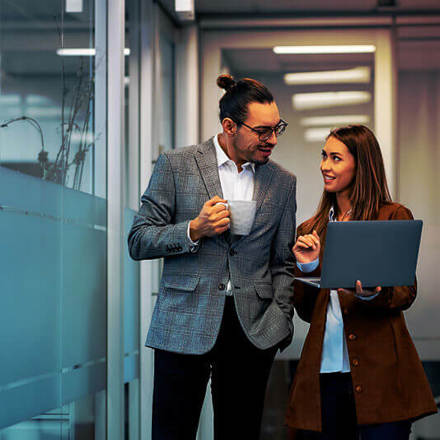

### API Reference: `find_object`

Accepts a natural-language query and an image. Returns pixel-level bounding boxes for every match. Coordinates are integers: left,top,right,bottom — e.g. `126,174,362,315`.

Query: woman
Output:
286,125,437,439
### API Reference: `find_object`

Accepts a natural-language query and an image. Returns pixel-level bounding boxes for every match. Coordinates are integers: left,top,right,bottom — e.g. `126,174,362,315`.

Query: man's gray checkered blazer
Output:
128,137,297,354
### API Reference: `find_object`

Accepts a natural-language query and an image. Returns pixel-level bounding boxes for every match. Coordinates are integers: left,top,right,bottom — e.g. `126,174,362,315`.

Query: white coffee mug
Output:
227,200,257,235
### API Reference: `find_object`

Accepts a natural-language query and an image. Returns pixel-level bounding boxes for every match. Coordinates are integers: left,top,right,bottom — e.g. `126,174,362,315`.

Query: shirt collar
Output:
213,134,255,173
329,206,337,222
329,206,353,222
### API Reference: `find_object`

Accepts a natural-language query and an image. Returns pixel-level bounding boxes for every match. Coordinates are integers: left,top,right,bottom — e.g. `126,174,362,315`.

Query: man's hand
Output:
293,230,320,264
189,196,230,241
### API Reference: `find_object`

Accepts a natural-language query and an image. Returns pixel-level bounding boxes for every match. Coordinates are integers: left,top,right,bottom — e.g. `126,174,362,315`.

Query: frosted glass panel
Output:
0,207,61,384
62,222,107,368
0,168,107,429
0,377,59,430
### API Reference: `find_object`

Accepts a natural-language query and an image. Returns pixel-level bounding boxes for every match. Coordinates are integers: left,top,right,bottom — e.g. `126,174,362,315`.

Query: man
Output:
128,74,297,440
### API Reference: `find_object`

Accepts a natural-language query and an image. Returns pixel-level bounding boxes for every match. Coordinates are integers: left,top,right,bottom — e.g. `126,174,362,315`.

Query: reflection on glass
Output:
0,1,107,438
158,33,175,154
0,394,105,440
0,1,102,194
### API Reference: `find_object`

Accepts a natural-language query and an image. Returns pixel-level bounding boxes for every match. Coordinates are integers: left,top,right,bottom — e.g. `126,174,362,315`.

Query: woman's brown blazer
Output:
286,203,437,432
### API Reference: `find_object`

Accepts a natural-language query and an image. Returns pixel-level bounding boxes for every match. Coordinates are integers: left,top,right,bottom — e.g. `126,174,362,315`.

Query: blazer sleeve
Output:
353,205,417,312
269,176,297,328
127,153,199,260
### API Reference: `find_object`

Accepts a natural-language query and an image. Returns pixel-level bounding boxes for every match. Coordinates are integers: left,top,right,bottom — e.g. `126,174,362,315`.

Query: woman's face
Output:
320,136,356,194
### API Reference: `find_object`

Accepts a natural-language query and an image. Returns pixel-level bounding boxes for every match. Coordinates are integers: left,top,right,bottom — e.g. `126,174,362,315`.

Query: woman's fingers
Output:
312,230,321,247
339,282,382,298
355,280,382,297
297,234,319,249
298,237,315,248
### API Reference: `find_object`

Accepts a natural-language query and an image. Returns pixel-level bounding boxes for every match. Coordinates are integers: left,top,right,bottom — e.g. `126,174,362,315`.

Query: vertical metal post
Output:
139,1,155,439
107,0,125,438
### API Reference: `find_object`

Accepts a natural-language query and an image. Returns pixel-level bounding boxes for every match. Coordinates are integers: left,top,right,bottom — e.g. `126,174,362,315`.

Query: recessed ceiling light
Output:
66,0,83,13
292,91,371,110
304,127,334,143
300,115,370,126
284,67,370,85
175,0,195,20
56,48,131,56
273,45,376,55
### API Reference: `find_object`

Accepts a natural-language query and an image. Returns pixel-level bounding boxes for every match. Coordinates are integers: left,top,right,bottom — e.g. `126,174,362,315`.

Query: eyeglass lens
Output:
260,123,286,141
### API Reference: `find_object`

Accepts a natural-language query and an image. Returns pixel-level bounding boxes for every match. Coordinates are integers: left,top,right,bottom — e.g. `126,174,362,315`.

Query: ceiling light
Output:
292,91,371,110
284,67,370,85
304,128,334,143
175,0,195,21
273,45,376,55
56,48,131,56
66,0,83,13
300,115,370,127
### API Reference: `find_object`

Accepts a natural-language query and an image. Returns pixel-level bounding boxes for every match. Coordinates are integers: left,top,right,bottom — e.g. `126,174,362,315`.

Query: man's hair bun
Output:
217,74,236,92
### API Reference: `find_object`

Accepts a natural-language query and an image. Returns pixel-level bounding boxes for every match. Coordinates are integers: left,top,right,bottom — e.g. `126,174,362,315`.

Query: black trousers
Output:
298,373,411,440
152,296,277,440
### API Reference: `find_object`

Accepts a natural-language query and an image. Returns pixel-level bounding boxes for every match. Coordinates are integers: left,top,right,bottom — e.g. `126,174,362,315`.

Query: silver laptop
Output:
296,220,423,289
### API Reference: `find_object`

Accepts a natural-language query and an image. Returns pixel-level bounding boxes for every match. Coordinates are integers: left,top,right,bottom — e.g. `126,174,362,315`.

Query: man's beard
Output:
233,138,271,166
252,143,271,165
253,156,269,165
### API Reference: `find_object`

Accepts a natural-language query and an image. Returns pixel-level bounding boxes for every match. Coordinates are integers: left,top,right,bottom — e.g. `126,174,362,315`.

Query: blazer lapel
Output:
194,138,223,200
253,161,275,215
194,138,229,248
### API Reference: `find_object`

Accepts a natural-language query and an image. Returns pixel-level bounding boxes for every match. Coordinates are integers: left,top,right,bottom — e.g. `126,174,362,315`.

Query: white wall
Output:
398,70,440,360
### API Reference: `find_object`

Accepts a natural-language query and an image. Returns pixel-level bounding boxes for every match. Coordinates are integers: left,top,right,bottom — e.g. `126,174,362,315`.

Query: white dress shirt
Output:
213,134,255,202
188,134,255,295
298,260,351,373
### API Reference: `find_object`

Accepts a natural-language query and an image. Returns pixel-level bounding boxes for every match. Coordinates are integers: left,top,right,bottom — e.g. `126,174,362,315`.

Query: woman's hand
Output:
338,280,382,298
293,230,320,264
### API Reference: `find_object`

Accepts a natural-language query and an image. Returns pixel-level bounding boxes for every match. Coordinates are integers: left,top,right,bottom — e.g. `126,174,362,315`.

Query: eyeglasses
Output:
239,119,288,142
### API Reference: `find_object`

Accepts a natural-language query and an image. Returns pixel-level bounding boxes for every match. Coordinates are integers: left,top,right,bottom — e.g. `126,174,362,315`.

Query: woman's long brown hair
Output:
302,125,392,237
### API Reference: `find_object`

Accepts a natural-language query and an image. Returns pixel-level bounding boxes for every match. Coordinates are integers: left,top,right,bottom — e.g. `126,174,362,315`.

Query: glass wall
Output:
0,1,107,438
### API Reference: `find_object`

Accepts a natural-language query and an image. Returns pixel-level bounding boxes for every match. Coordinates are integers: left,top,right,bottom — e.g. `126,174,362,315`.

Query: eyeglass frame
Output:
236,119,288,142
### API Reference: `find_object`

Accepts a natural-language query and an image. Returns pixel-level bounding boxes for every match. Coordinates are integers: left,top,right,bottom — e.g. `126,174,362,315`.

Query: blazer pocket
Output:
163,275,200,292
254,283,273,299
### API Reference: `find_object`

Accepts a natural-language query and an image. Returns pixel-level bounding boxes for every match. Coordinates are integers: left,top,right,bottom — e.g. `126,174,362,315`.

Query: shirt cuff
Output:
187,221,200,252
296,258,319,273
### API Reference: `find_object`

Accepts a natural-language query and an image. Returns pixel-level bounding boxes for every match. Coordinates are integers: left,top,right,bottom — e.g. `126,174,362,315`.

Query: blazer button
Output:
348,333,357,341
352,359,360,367
218,283,226,291
343,308,348,315
229,249,236,256
355,385,363,393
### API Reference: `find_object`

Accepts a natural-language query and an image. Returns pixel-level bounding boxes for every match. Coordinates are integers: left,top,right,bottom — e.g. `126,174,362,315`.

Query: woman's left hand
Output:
338,280,382,298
